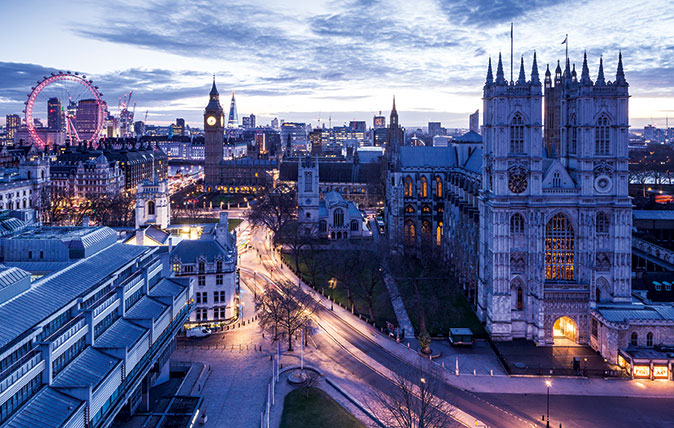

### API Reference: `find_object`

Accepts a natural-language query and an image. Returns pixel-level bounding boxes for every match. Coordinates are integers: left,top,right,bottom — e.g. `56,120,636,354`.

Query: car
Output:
186,327,212,338
449,328,474,347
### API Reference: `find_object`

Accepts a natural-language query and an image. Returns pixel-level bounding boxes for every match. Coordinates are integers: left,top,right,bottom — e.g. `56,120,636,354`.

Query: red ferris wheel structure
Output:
24,71,105,148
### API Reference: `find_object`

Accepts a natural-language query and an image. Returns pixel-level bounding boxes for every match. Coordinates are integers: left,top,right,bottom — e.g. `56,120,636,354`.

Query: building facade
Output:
135,175,170,230
477,52,632,346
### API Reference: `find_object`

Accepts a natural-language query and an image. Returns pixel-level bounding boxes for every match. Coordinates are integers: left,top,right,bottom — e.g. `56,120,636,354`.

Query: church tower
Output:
204,77,225,191
386,96,403,162
135,175,170,230
297,155,319,234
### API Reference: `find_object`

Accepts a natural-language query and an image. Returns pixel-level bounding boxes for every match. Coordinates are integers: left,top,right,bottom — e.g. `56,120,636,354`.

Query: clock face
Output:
206,116,217,126
508,171,528,194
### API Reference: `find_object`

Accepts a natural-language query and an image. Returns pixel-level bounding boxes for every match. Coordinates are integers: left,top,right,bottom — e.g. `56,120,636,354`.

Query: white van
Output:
186,327,212,338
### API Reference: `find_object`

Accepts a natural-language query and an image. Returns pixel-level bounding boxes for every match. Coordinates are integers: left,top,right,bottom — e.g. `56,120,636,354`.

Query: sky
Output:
1,0,673,129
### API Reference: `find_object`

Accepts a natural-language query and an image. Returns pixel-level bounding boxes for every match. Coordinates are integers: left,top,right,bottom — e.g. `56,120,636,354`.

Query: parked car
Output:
186,327,212,338
449,328,474,347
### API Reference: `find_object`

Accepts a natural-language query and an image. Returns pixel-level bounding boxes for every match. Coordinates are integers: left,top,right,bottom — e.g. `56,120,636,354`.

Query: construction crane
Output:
144,110,148,123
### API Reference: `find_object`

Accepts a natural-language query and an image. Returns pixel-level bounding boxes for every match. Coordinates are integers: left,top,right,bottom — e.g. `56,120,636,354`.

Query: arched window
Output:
404,220,415,245
595,115,610,155
421,220,432,238
405,205,415,214
630,332,638,346
545,214,575,281
569,114,577,154
435,177,442,198
350,220,359,232
596,288,601,303
420,176,428,198
647,332,654,347
198,261,205,273
404,176,413,197
421,205,431,214
333,208,344,227
27,171,31,179
510,213,525,235
596,212,610,234
319,220,327,233
510,114,525,153
216,260,223,272
552,171,561,188
436,222,443,246
147,200,156,216
517,287,524,310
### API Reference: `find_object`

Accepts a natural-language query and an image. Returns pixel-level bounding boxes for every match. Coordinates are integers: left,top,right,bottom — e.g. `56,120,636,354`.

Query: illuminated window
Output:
510,213,525,235
435,177,442,198
653,366,669,379
173,263,180,273
404,220,415,245
405,205,415,214
545,214,575,281
436,222,443,246
404,176,413,197
510,114,525,153
421,220,431,239
595,115,610,155
630,332,638,346
420,176,428,198
421,205,431,214
596,212,610,235
647,332,653,347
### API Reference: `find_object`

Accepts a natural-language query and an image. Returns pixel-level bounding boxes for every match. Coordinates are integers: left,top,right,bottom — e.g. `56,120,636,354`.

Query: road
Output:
198,220,674,428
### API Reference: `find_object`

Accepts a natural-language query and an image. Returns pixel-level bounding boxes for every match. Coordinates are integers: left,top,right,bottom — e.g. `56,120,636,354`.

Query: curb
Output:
325,377,388,428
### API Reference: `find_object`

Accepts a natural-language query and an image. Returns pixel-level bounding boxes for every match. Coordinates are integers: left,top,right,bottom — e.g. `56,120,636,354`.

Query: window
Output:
404,176,413,197
596,212,610,234
420,176,428,198
516,287,523,310
147,200,155,215
28,251,32,259
195,308,208,321
304,171,313,192
214,291,219,303
405,205,415,214
591,318,598,338
595,115,610,155
350,220,359,232
569,114,577,154
510,213,525,235
545,214,575,281
196,292,202,304
647,332,654,347
219,291,226,302
435,176,442,198
436,222,443,246
216,260,223,272
216,274,223,285
333,208,344,227
404,220,415,245
510,114,525,153
319,220,327,233
173,263,180,273
198,275,206,286
630,332,638,346
198,261,205,273
552,171,561,188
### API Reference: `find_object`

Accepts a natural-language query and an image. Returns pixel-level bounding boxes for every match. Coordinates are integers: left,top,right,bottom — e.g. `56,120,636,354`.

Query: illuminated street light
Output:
545,380,552,428
328,278,337,311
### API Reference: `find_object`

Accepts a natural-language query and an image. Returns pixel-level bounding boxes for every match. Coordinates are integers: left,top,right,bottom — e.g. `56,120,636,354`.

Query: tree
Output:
372,363,454,428
255,280,316,351
246,184,296,241
302,372,322,399
276,220,312,273
350,244,385,323
302,238,325,288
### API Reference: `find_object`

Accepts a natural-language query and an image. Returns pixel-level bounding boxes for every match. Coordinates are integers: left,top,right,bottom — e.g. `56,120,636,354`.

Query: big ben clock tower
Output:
204,76,225,190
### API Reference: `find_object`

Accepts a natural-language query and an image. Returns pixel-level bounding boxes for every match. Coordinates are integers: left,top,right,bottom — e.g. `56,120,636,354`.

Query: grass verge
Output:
279,387,365,428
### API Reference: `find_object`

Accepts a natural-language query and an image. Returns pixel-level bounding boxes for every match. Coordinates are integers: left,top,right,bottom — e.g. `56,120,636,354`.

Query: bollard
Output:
490,369,493,376
442,362,445,368
473,369,476,376
407,343,410,348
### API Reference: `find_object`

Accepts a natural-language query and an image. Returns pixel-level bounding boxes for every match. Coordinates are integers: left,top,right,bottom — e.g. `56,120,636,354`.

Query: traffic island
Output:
279,387,365,428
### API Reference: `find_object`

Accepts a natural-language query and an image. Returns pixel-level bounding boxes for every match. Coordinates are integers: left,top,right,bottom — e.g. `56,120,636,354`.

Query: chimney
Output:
168,236,173,253
81,216,89,227
216,212,229,247
219,211,228,227
136,228,145,246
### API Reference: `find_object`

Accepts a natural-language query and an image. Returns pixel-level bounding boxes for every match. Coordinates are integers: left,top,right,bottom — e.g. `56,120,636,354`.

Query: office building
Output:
5,115,21,140
428,121,442,137
469,109,480,133
47,98,64,131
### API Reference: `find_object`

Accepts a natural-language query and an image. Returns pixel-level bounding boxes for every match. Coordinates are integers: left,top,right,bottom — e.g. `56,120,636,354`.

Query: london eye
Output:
24,71,105,148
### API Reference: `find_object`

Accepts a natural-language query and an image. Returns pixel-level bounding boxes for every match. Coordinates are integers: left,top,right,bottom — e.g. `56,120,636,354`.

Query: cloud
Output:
437,0,569,26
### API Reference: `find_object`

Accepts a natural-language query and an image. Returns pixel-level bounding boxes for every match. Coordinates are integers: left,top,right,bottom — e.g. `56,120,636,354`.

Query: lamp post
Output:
328,278,337,311
545,380,552,428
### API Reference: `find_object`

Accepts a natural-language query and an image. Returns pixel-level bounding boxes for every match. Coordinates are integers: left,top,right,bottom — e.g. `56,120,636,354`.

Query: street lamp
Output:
328,278,337,311
545,380,552,428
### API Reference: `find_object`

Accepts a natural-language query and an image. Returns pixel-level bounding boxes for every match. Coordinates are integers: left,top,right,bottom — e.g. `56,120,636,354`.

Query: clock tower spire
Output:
204,76,225,190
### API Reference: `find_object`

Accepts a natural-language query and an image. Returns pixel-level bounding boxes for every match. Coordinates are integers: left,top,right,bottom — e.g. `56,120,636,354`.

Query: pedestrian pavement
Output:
380,265,416,342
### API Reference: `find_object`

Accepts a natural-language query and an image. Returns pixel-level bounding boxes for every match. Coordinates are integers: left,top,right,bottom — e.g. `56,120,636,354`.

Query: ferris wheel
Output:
24,71,105,148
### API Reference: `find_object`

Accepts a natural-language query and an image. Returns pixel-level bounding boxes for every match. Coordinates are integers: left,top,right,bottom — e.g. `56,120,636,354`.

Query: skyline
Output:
1,0,674,129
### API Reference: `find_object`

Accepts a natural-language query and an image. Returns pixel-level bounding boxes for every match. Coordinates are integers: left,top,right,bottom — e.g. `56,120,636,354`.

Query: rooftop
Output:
3,386,83,428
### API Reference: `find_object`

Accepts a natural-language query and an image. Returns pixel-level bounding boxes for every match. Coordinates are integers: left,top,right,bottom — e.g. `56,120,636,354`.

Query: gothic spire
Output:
210,75,219,96
580,52,593,86
485,57,494,85
392,95,397,113
495,52,506,85
531,52,540,85
571,63,577,81
596,57,606,85
516,56,526,85
616,50,627,85
545,63,551,78
564,57,572,82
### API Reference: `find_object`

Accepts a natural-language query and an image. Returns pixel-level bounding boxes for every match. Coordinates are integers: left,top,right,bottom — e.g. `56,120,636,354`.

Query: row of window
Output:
510,113,613,155
403,220,443,246
52,336,86,376
194,306,228,321
0,189,30,200
196,274,225,286
404,176,443,198
631,331,656,347
174,260,226,273
196,290,227,304
509,212,610,235
0,375,41,423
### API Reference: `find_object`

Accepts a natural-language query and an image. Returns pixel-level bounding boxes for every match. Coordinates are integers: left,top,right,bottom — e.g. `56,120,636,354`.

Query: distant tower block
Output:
227,91,238,127
136,175,170,230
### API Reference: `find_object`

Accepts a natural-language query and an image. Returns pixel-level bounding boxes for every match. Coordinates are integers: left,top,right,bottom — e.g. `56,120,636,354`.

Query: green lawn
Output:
280,387,365,428
172,217,243,232
281,250,397,329
397,275,486,339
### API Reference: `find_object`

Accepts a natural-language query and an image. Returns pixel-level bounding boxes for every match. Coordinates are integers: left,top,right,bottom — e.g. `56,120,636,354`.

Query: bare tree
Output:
302,238,325,288
255,280,317,351
302,371,322,399
350,245,385,323
246,184,297,241
276,220,312,273
372,363,455,428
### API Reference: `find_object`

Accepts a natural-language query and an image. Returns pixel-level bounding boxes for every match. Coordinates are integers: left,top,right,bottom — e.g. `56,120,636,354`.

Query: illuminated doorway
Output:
553,316,578,345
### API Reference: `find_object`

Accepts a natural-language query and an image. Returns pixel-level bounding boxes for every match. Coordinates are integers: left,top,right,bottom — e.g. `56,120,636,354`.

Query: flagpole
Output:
510,23,514,83
565,33,568,64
